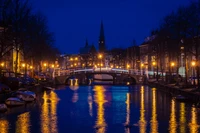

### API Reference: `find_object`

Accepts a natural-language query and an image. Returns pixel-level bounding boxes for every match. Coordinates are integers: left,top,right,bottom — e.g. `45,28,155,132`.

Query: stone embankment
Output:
148,80,200,102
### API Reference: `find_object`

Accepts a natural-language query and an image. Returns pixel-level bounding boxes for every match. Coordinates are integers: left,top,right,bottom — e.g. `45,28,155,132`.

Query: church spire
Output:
99,21,106,53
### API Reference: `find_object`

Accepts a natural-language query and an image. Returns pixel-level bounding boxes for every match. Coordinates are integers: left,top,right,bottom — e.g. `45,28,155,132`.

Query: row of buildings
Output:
59,22,199,79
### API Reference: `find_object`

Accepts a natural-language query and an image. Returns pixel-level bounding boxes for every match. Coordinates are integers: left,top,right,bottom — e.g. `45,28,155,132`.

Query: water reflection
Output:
16,112,30,133
88,87,93,116
179,103,186,133
139,86,146,133
41,91,59,133
189,106,199,133
69,79,79,86
169,99,177,133
94,86,107,133
150,88,158,133
0,119,9,133
125,93,130,133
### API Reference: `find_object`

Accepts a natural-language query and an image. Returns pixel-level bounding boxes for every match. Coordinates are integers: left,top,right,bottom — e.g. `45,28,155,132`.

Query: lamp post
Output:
22,63,25,74
98,54,103,72
51,64,55,79
127,64,130,74
152,62,156,79
191,61,196,85
141,63,144,75
171,62,175,76
43,63,47,73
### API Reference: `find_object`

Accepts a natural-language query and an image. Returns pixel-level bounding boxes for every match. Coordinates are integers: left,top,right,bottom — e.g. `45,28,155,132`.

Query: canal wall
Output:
148,81,200,102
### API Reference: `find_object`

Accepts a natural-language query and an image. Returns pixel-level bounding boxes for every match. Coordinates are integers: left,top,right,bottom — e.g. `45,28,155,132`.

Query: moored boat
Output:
16,90,36,102
5,97,25,106
0,104,7,112
173,94,188,101
43,86,54,91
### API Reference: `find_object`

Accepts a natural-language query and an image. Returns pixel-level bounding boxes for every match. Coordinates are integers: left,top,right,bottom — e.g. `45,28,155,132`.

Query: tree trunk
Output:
15,49,19,75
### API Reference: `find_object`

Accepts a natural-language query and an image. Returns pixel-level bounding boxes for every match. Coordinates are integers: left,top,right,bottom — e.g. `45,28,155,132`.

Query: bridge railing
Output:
70,67,131,74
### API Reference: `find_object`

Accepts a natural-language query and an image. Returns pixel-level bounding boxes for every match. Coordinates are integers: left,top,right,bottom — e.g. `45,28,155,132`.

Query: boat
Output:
5,97,25,106
0,104,7,112
173,95,187,101
16,90,36,102
43,86,54,91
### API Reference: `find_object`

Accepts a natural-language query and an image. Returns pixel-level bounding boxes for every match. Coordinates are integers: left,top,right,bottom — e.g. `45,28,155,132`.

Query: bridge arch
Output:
55,68,144,85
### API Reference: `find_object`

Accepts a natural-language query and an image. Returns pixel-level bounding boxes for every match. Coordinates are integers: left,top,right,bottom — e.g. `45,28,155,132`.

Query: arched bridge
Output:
54,68,147,85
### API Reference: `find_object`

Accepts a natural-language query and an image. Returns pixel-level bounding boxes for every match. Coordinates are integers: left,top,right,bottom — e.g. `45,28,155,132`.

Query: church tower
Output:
99,21,106,53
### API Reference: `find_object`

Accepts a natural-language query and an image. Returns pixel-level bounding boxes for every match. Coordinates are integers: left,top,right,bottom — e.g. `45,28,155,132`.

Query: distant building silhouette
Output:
79,39,97,68
99,21,106,53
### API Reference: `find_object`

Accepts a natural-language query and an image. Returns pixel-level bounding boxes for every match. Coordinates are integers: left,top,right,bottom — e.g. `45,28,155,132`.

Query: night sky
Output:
32,0,190,54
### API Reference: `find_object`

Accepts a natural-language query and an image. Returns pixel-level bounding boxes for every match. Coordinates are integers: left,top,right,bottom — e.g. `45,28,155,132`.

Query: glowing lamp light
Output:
171,62,175,67
30,66,33,69
1,63,4,67
22,63,25,67
51,64,55,68
98,54,102,59
152,62,156,66
127,64,130,69
191,61,196,67
44,63,47,67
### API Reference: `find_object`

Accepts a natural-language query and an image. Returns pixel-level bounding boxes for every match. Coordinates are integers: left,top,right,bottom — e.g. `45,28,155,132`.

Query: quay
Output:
148,80,200,102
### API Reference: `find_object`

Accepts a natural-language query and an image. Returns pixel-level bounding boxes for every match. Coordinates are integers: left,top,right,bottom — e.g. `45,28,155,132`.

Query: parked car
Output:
0,71,21,90
34,73,47,82
16,73,36,86
0,83,11,94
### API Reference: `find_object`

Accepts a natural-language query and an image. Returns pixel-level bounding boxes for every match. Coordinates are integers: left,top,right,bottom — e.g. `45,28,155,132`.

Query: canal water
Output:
0,85,200,133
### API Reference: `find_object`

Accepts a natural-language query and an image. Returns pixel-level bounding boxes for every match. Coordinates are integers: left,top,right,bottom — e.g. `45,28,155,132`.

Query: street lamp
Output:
152,62,156,78
127,64,130,74
98,54,103,72
43,63,47,73
191,61,196,85
51,64,55,79
171,62,175,75
22,63,25,74
141,63,144,75
1,62,4,67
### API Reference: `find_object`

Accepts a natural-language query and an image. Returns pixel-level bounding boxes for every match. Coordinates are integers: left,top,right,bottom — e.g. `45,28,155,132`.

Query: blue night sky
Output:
32,0,190,54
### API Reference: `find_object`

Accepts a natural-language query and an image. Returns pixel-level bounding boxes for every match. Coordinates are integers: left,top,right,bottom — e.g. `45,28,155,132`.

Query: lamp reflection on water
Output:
125,93,130,133
16,112,30,133
69,79,79,103
139,86,147,133
0,119,9,133
169,99,177,133
41,91,59,133
88,87,93,116
179,103,186,133
189,106,199,133
150,88,158,133
94,86,107,133
69,79,78,86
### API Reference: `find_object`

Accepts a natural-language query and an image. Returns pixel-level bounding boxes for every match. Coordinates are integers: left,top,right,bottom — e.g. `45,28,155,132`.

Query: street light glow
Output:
152,62,156,66
192,61,196,66
98,54,102,59
1,62,4,67
44,63,47,67
127,64,130,69
171,62,175,67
